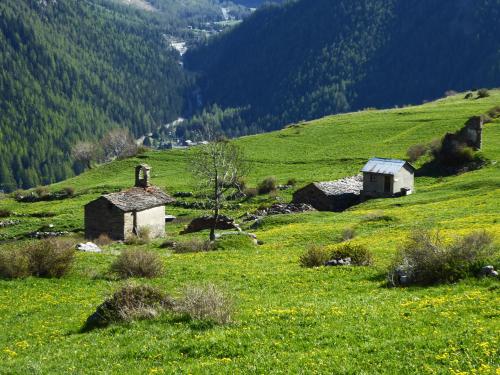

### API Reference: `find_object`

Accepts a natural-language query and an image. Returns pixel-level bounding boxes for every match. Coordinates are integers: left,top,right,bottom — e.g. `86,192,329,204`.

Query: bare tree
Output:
100,129,138,161
71,141,98,169
189,136,248,241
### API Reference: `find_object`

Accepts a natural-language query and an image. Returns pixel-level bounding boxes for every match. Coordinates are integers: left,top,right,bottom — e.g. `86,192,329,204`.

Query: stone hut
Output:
361,158,415,198
84,165,174,240
292,175,363,211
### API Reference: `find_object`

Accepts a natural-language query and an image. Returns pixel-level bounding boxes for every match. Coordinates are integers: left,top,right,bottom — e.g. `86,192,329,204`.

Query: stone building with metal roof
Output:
84,164,174,240
361,158,415,198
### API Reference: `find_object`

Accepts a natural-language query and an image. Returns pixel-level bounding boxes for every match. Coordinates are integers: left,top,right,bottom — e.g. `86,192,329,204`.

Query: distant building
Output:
361,158,415,198
84,164,174,240
292,175,363,211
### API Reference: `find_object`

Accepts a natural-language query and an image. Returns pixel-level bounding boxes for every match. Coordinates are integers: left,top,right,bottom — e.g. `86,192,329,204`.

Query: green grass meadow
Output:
0,92,499,374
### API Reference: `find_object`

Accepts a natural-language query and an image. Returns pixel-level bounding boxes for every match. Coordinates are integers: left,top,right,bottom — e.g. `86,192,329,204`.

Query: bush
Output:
286,178,297,186
95,234,112,246
34,186,50,199
243,187,258,198
176,284,233,325
110,249,164,279
125,226,151,245
487,105,500,119
299,245,330,268
0,209,11,218
388,230,497,286
362,211,395,222
464,92,474,99
173,239,214,254
329,243,373,266
406,144,428,162
61,186,75,197
477,89,490,98
82,284,175,331
257,176,277,195
24,239,75,278
341,227,356,241
0,250,30,279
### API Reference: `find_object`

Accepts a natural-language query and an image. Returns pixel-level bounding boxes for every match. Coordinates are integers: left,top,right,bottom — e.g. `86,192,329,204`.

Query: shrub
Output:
487,105,500,119
286,178,297,186
0,250,30,279
176,283,233,325
257,176,277,195
0,209,11,218
299,245,330,268
34,186,50,198
24,239,75,278
341,227,356,241
477,88,490,98
110,249,164,279
159,239,176,249
61,186,75,197
243,187,258,198
82,284,175,331
95,234,112,246
406,144,428,162
362,211,395,222
173,239,214,254
125,226,151,245
329,243,373,266
388,230,497,286
464,92,474,99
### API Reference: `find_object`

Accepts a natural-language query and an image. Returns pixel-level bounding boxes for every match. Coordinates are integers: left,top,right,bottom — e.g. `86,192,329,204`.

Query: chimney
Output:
135,164,151,188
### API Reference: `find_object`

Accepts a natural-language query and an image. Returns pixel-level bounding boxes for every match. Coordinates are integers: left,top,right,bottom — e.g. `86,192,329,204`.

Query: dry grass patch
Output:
110,249,164,279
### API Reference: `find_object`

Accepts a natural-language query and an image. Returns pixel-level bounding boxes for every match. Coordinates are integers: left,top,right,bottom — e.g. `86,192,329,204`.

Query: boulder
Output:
325,257,352,267
76,242,102,253
480,265,498,277
181,215,239,234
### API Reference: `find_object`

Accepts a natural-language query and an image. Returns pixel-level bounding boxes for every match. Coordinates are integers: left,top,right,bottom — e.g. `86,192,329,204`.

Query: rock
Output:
29,231,69,239
76,242,102,253
0,220,20,228
325,257,352,267
181,215,238,234
165,215,177,223
399,275,409,285
246,203,315,220
480,265,498,277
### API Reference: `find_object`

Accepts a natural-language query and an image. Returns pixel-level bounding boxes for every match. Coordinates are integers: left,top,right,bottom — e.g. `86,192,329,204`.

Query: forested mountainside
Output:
185,0,500,135
0,0,191,191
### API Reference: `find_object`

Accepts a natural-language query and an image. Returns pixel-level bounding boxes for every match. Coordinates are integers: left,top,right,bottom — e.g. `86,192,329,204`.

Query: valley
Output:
0,91,499,373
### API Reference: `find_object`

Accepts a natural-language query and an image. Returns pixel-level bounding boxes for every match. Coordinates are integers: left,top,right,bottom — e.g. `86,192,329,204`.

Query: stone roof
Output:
361,158,414,175
312,174,363,196
102,186,174,212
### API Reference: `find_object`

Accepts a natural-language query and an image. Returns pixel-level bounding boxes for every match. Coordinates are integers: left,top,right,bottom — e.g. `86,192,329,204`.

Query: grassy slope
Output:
0,92,499,374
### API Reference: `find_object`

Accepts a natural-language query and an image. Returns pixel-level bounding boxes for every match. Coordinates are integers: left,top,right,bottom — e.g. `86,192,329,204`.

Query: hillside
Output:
185,0,500,135
0,92,499,373
0,0,192,191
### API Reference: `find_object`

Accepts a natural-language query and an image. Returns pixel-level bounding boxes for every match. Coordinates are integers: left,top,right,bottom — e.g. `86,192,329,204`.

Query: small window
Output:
369,174,377,182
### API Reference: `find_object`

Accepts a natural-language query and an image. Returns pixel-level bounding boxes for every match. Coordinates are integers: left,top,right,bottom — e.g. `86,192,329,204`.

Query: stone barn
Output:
361,158,415,198
84,165,174,240
292,175,363,211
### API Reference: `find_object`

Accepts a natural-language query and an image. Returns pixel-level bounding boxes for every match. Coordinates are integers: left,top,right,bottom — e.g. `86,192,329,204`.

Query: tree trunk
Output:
210,173,219,242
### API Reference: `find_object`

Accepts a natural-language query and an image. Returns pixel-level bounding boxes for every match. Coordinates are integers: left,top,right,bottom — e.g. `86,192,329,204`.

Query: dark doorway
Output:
384,175,391,193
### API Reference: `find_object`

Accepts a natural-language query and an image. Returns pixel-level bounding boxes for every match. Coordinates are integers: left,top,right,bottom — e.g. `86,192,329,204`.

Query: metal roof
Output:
361,158,414,175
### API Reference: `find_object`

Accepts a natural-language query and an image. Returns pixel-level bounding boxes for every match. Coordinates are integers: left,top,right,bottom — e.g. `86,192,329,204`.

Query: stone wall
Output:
442,116,483,155
135,206,165,238
84,198,125,240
